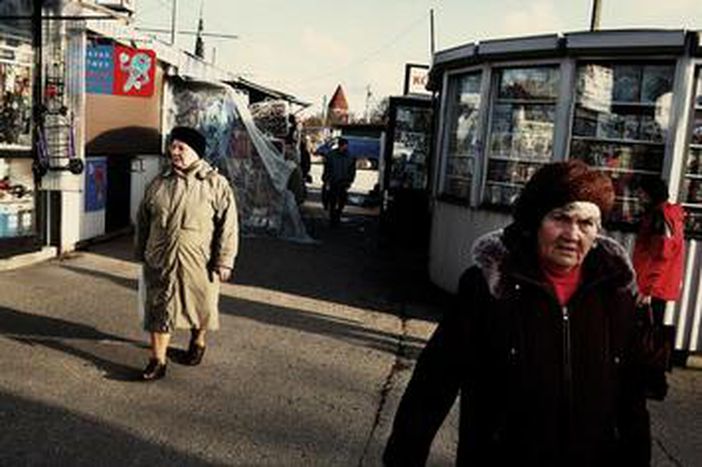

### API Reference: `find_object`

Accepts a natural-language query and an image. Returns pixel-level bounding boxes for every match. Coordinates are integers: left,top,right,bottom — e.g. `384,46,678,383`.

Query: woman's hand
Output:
216,266,232,282
636,293,652,307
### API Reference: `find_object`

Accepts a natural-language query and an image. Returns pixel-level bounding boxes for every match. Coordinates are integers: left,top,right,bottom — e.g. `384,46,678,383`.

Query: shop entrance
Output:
105,157,131,233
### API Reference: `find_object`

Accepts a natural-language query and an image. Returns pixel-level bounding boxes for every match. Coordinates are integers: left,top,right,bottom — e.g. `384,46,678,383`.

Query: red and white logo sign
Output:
113,45,156,97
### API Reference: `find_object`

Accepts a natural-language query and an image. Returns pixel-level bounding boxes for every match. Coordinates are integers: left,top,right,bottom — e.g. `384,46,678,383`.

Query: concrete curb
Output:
0,246,57,271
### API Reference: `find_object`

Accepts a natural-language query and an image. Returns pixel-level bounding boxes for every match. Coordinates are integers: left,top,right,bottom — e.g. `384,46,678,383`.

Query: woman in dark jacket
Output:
384,161,650,466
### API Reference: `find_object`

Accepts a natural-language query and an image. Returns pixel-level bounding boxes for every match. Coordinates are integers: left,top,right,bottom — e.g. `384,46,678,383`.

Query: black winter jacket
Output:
384,230,651,466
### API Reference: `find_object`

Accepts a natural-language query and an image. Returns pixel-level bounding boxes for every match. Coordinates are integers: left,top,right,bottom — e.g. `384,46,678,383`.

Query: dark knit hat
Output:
169,126,206,158
513,160,615,233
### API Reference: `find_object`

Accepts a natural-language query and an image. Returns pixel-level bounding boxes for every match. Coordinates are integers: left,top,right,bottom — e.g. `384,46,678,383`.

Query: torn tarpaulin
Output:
167,80,313,243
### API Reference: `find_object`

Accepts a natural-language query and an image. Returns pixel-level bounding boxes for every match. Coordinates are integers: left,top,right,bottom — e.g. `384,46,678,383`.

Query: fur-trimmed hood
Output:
471,229,637,299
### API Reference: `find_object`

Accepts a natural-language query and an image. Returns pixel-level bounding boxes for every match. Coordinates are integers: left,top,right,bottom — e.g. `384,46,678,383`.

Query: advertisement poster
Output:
86,44,115,95
85,157,107,212
86,44,156,97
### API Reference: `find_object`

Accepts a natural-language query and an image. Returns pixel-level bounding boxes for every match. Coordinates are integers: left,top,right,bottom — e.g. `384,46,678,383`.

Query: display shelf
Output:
685,174,702,180
571,135,665,146
495,98,557,105
682,203,702,209
488,155,548,163
598,167,660,176
485,180,524,189
690,144,702,149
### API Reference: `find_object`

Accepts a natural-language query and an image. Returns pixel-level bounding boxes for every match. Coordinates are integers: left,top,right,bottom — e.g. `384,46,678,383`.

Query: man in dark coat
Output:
322,137,356,226
384,160,650,466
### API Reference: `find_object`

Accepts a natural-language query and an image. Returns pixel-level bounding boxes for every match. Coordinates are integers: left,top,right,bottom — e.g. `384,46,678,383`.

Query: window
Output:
570,62,675,227
0,37,33,150
440,72,482,200
483,66,559,207
682,68,702,238
389,104,433,190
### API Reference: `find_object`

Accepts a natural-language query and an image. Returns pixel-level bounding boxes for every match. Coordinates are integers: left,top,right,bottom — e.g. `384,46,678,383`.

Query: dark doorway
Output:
105,157,131,233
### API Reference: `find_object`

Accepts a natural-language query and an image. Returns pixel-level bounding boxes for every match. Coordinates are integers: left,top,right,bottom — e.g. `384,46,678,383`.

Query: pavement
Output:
0,193,700,466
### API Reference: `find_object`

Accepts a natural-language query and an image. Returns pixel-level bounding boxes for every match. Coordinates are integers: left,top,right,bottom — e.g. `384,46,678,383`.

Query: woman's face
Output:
169,139,199,170
537,202,601,271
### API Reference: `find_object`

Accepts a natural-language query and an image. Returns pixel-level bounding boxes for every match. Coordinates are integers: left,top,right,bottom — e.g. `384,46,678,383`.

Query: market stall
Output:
168,80,311,242
427,29,702,356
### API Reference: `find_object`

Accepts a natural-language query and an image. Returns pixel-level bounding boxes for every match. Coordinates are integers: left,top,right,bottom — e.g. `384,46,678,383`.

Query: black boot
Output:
185,330,206,366
142,358,167,381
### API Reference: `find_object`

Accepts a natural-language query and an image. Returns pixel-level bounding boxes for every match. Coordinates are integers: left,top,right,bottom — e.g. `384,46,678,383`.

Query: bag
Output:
637,305,675,401
137,264,146,323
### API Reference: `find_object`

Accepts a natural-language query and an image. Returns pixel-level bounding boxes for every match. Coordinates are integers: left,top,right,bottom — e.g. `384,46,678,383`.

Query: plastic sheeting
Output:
167,80,313,243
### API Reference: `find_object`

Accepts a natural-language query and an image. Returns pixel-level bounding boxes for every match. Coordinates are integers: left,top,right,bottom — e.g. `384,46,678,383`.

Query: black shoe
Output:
185,342,206,366
142,358,167,381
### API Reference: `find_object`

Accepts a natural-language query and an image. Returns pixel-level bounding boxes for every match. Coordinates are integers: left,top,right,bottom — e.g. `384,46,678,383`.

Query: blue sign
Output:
85,157,107,212
86,45,114,95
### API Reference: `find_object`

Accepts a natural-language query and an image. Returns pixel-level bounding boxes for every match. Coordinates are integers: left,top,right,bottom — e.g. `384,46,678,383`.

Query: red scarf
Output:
541,263,582,306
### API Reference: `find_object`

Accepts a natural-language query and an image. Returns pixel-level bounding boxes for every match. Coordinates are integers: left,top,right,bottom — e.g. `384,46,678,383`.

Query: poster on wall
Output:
86,45,115,95
86,44,156,97
85,157,107,212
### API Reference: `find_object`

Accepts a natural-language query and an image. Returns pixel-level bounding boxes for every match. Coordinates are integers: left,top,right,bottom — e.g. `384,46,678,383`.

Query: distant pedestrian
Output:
384,160,651,466
322,137,356,226
633,177,686,325
135,126,239,381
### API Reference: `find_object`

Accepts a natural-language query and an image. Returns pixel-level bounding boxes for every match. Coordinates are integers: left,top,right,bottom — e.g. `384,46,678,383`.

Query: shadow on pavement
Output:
219,294,426,360
0,306,144,382
79,201,450,323
0,391,212,466
60,264,137,290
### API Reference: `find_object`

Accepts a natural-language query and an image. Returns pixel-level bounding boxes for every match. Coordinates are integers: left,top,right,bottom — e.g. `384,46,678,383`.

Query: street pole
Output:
170,0,178,46
429,9,436,61
589,0,601,31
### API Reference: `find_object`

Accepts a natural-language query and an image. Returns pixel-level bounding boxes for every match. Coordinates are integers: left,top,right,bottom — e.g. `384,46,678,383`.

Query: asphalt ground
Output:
0,192,700,466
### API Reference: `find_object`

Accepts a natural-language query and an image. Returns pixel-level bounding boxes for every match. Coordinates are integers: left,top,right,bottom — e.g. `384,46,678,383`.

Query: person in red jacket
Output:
633,178,686,326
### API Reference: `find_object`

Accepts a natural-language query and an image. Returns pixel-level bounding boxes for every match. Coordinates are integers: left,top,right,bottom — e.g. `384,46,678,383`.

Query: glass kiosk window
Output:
483,66,559,207
440,72,482,200
390,105,433,191
570,62,675,228
682,68,702,238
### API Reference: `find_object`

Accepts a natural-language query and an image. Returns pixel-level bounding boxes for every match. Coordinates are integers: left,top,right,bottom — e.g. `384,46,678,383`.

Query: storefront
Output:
0,0,41,259
427,30,702,356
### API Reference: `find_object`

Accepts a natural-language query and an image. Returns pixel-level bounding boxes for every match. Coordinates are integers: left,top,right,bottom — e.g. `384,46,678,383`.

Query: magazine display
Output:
571,62,675,227
443,73,482,199
484,66,559,207
682,70,702,237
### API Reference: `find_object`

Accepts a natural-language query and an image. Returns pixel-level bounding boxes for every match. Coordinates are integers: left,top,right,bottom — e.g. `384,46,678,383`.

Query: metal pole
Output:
430,9,436,59
589,0,601,31
170,0,178,46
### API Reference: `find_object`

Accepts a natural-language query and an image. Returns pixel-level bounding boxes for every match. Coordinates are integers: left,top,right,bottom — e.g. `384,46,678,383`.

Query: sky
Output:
134,0,702,116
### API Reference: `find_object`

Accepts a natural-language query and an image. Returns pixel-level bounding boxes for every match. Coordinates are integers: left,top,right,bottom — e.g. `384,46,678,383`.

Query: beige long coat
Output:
136,159,238,332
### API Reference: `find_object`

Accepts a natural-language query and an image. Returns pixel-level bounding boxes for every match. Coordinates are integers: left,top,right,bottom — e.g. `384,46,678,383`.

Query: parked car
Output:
315,136,381,169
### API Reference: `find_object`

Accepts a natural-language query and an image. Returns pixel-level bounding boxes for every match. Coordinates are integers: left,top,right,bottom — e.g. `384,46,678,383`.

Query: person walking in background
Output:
135,126,239,381
384,160,650,466
322,137,356,226
633,177,686,326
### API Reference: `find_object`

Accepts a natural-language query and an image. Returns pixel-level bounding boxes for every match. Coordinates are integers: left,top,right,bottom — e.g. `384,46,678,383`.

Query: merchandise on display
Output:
0,158,34,238
168,81,312,243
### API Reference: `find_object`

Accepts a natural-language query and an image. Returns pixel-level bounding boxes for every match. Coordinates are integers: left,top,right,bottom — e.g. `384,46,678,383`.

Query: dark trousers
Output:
327,183,348,225
651,298,667,326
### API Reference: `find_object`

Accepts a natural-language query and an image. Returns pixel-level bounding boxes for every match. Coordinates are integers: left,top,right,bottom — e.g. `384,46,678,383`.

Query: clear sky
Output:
135,0,702,115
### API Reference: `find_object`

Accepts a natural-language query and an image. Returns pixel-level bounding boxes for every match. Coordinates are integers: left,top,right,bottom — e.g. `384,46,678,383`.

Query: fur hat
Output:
513,160,615,234
169,126,206,158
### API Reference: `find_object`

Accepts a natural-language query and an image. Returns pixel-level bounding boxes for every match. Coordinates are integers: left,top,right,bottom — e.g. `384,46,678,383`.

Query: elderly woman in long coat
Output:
136,126,238,381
